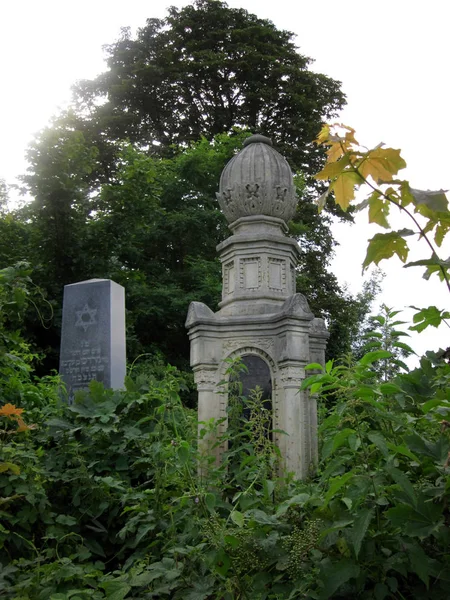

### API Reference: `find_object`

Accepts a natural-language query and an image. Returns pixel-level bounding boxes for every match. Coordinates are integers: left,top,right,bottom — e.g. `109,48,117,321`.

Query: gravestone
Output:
186,134,330,479
59,279,126,402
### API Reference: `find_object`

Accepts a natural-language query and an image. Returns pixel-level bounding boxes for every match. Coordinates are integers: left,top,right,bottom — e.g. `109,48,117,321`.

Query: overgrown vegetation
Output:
1,249,450,599
1,108,450,598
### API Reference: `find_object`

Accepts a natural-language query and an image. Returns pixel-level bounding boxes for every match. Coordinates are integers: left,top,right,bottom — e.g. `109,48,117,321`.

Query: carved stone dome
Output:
216,134,297,224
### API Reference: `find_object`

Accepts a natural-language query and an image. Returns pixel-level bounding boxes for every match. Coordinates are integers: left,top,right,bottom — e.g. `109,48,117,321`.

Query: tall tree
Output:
73,0,345,176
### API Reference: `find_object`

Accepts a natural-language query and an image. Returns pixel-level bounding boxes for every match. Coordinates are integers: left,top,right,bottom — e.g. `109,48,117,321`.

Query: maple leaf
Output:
331,171,362,211
363,231,410,271
326,142,344,162
315,124,330,145
315,155,351,180
359,148,406,184
368,193,390,229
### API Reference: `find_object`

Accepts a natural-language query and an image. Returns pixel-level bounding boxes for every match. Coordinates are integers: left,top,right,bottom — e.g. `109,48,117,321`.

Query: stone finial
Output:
216,135,298,225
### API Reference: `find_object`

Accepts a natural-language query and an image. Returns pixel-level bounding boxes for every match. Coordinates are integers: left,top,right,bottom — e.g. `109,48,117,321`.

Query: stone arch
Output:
218,345,279,438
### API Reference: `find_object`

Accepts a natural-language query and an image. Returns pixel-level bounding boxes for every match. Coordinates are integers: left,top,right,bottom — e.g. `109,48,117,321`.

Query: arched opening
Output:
229,354,273,441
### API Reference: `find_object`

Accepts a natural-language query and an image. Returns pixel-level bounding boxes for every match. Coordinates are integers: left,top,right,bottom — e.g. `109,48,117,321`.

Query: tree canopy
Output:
74,0,345,175
0,0,373,373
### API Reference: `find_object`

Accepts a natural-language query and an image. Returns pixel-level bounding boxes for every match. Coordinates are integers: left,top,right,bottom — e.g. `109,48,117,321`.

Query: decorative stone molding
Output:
193,368,218,388
278,365,304,383
222,338,275,355
309,317,328,335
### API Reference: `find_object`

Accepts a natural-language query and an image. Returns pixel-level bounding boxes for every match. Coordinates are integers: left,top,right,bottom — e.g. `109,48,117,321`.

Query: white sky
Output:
1,0,449,361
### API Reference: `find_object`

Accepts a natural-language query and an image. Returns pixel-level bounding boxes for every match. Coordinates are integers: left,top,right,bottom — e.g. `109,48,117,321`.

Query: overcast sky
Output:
1,0,449,360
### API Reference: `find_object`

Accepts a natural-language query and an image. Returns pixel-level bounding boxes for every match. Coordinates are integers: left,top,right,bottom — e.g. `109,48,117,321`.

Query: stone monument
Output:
59,279,126,402
186,135,329,479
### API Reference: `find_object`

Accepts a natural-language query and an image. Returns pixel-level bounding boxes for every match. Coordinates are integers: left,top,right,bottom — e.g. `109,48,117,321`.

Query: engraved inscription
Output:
60,340,109,395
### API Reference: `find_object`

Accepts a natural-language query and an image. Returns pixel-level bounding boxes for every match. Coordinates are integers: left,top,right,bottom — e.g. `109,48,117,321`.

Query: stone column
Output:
308,318,330,467
194,366,222,474
277,364,310,479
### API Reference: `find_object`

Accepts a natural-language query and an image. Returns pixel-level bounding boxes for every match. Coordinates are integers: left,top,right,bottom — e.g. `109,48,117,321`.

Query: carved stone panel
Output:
268,258,286,291
223,261,235,295
240,257,261,290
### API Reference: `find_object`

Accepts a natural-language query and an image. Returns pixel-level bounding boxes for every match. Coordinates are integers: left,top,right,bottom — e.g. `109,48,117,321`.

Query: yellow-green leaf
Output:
368,192,390,228
315,124,330,145
327,142,345,162
331,171,362,210
399,180,414,207
315,154,351,180
359,148,406,184
362,231,409,271
0,462,20,475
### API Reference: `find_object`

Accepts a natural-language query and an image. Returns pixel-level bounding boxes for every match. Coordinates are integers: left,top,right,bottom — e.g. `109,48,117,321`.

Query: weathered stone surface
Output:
59,279,126,402
187,135,329,480
216,134,297,224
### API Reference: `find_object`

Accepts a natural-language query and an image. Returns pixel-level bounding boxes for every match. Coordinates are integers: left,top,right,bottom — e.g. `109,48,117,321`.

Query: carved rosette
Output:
217,135,298,225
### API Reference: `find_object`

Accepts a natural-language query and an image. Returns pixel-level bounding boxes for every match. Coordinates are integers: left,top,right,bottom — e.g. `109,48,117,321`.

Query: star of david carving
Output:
75,304,98,332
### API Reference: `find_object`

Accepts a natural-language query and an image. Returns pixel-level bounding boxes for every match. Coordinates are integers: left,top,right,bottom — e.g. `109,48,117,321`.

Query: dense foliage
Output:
1,260,450,599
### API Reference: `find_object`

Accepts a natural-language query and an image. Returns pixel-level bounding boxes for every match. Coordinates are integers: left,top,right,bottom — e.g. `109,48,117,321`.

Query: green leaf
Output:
350,508,373,559
380,383,401,395
367,431,389,458
230,510,244,528
359,350,392,366
386,443,419,462
363,231,410,271
386,500,443,537
276,493,310,517
305,362,325,371
368,193,390,228
323,428,356,458
374,583,389,600
386,465,416,506
0,462,20,475
409,305,450,332
318,559,360,599
100,581,131,600
55,515,78,526
324,472,354,506
177,442,190,465
407,543,431,588
204,493,216,513
410,188,448,212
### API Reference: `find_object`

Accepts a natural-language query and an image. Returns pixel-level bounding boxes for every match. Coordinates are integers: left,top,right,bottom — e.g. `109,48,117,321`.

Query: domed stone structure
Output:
217,134,298,224
186,135,329,480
